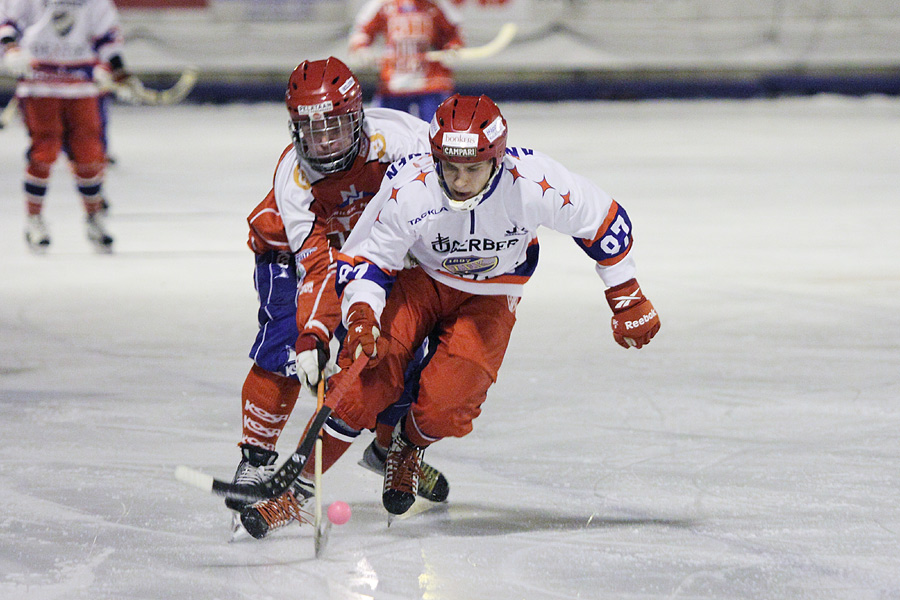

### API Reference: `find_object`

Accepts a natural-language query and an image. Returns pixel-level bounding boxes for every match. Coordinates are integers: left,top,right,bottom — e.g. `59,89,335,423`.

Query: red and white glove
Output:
340,303,388,368
605,278,660,349
93,64,145,103
295,332,329,390
3,44,33,78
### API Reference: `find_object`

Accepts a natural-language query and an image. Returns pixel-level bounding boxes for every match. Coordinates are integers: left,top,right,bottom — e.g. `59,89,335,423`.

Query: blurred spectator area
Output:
4,0,900,101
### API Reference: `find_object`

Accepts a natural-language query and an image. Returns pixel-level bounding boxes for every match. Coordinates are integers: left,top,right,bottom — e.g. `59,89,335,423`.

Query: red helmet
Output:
429,94,507,166
286,57,364,174
430,94,508,211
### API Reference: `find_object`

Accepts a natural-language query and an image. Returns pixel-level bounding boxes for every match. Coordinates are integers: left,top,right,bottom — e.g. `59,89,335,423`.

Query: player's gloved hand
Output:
295,333,329,390
340,303,388,368
347,46,377,68
93,64,145,103
605,278,660,349
3,44,33,77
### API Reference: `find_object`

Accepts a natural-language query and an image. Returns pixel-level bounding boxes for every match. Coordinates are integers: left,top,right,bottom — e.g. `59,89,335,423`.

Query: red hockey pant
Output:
21,96,105,178
334,267,518,444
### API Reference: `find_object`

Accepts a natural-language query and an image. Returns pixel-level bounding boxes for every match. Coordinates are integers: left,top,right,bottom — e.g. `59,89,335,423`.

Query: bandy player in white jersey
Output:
1,0,133,251
320,94,661,516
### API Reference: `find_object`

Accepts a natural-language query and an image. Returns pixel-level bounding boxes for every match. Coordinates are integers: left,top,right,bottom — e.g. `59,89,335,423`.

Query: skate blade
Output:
357,458,382,476
90,242,114,255
386,498,444,526
229,513,252,542
314,521,332,558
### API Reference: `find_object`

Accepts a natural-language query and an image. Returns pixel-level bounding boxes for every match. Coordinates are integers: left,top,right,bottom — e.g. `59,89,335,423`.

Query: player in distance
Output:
230,57,449,539
0,0,138,252
348,0,463,122
303,94,661,516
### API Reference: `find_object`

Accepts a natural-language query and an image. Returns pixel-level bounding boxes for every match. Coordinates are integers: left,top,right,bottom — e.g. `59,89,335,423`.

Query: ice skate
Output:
85,211,114,252
360,439,449,502
225,445,277,513
382,425,425,515
239,478,314,540
229,512,251,541
24,215,51,252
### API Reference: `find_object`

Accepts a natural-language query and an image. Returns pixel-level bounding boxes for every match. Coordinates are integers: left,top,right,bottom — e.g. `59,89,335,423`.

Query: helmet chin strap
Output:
439,162,502,212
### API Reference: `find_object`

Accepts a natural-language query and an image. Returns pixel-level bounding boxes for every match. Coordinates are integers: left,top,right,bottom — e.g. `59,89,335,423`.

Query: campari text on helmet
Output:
429,94,508,212
286,57,364,174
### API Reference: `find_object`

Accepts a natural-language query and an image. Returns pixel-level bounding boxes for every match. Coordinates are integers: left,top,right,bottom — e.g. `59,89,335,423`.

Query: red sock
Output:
239,364,301,451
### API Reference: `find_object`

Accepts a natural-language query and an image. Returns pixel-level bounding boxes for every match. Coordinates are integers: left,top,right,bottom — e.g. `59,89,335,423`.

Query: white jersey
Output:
337,147,638,320
1,0,123,98
272,107,432,253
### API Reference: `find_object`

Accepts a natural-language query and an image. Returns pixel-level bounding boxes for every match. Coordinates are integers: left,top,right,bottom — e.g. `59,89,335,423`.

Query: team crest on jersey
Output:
442,256,499,276
52,10,75,36
339,185,368,208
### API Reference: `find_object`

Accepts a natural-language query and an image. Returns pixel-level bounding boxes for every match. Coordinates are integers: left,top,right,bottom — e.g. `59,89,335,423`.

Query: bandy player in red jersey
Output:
229,58,449,539
349,0,463,121
301,94,661,516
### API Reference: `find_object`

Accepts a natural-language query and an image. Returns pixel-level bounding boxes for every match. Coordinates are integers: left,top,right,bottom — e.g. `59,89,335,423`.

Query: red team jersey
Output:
246,108,431,342
350,0,463,96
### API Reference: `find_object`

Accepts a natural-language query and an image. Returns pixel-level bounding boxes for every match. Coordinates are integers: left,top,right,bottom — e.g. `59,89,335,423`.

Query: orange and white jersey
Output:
337,148,639,320
349,0,462,95
1,0,123,98
246,107,431,340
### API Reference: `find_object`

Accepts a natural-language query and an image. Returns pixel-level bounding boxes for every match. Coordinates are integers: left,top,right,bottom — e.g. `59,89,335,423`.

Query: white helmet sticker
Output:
338,78,355,95
297,100,334,117
483,116,505,143
442,132,479,147
429,116,440,138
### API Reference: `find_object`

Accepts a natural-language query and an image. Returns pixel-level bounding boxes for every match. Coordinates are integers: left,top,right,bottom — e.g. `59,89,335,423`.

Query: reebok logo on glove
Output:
609,289,643,310
604,278,660,349
624,307,657,330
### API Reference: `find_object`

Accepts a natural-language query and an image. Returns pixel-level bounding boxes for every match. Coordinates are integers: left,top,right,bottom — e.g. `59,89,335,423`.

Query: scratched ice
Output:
1,96,898,599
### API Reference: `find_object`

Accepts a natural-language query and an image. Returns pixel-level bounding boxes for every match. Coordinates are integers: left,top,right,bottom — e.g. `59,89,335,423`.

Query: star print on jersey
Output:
507,166,525,183
536,176,554,195
561,191,573,207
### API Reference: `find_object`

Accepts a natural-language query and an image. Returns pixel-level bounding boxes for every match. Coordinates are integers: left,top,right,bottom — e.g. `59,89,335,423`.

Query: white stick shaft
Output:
174,465,214,492
426,23,517,61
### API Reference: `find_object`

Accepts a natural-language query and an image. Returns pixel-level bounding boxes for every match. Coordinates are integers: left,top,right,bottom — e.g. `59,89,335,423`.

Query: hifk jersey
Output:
336,148,639,319
350,0,462,95
245,108,431,341
1,0,123,98
247,108,432,255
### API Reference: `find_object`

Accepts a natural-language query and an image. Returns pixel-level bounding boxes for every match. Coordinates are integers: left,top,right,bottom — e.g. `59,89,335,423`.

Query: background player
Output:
0,0,135,252
230,57,448,539
348,0,463,122
309,94,661,515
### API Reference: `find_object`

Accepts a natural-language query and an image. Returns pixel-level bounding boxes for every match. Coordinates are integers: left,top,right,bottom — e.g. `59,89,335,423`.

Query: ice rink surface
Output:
1,96,899,599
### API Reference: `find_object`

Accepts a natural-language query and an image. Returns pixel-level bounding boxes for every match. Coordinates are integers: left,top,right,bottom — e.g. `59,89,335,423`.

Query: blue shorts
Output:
249,250,300,379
